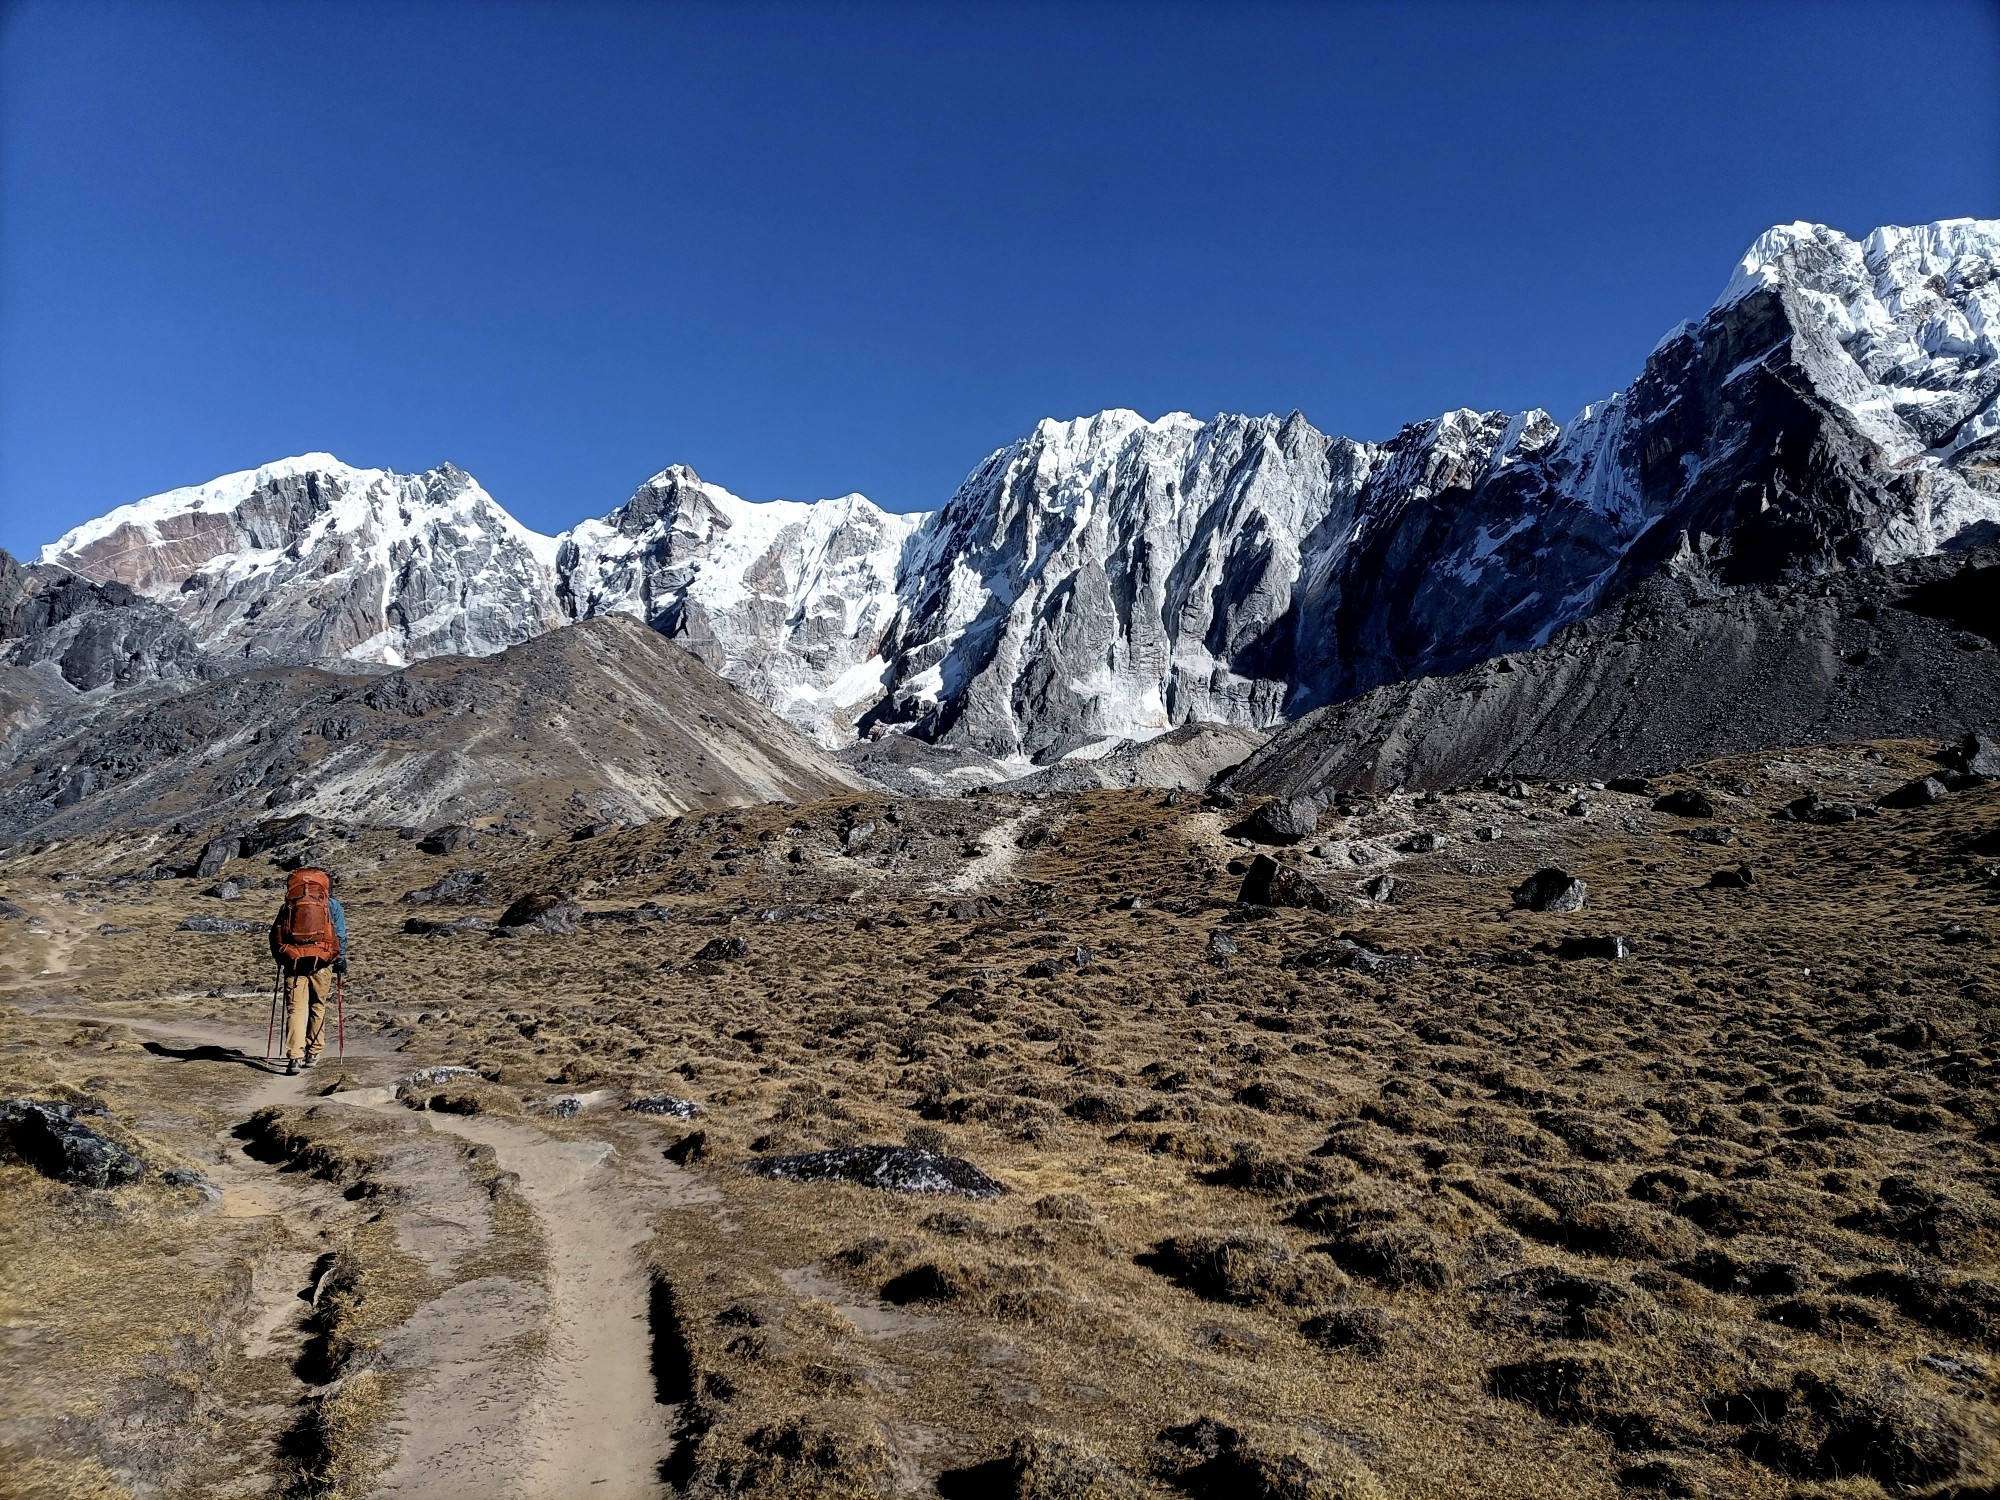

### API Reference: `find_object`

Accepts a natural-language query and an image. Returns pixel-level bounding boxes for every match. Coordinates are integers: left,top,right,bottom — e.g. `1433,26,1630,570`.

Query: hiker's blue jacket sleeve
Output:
331,898,348,957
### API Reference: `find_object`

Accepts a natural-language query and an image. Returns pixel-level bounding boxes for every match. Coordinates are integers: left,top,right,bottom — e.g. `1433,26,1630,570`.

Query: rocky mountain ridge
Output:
1224,542,2000,797
0,613,865,840
32,216,2000,761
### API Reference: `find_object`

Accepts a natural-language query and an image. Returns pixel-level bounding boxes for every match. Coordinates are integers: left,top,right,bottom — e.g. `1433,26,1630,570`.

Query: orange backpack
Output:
276,868,339,965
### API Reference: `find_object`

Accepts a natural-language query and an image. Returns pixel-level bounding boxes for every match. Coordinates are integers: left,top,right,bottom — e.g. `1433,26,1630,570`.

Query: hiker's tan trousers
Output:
284,966,331,1061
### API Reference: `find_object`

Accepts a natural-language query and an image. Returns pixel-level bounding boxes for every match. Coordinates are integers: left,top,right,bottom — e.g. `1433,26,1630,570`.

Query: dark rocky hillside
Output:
1227,545,2000,797
0,614,863,841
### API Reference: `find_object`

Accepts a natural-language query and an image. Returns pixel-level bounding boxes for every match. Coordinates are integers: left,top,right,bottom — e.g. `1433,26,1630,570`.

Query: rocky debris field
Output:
1,736,1997,1498
1230,544,2000,798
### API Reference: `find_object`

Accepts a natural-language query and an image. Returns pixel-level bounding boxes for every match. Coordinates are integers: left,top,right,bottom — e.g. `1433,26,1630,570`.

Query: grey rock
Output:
194,835,241,879
1403,830,1447,852
626,1093,702,1118
1653,789,1715,818
419,823,478,857
1361,872,1398,904
0,898,24,920
1708,864,1756,889
1953,732,2000,777
398,1065,479,1088
1879,776,1949,809
1236,796,1321,846
495,893,581,934
1238,854,1344,912
403,868,489,905
749,1143,1003,1199
693,935,749,962
0,1099,145,1188
160,1165,221,1202
1513,868,1587,912
178,914,263,934
203,879,242,901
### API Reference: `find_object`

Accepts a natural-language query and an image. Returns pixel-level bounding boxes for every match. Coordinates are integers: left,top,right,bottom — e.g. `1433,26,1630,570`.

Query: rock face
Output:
1224,545,2000,797
858,218,2000,759
1,549,218,696
29,217,2000,766
41,456,564,668
556,467,921,743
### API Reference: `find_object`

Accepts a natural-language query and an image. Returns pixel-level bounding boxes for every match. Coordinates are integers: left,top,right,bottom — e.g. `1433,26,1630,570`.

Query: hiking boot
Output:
301,1053,318,1070
284,1058,300,1076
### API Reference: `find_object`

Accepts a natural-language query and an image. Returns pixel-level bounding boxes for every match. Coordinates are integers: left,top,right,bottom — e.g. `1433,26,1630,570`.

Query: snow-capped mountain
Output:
556,465,921,739
42,456,563,666
862,216,2000,758
32,216,2000,765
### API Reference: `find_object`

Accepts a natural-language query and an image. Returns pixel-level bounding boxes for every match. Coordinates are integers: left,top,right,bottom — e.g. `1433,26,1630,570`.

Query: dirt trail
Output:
29,997,688,1499
416,1114,683,1498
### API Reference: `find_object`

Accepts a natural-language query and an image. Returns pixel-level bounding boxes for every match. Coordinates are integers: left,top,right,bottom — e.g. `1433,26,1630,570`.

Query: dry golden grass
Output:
1,737,1996,1497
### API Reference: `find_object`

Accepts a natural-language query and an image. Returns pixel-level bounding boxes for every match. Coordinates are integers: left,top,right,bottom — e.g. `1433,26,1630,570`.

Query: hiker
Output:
269,867,347,1076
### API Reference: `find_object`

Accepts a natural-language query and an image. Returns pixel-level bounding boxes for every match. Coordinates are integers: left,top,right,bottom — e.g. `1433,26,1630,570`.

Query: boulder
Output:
194,835,241,879
1362,873,1398,904
419,823,478,857
1607,777,1653,795
0,899,23,920
495,893,581,934
1235,796,1322,846
1708,864,1755,890
1402,831,1447,853
1653,789,1715,818
1238,854,1342,911
1878,776,1948,809
203,879,242,901
1951,732,2000,778
0,1100,145,1188
403,868,489,905
693,935,750,962
750,1144,1003,1199
1513,868,1587,913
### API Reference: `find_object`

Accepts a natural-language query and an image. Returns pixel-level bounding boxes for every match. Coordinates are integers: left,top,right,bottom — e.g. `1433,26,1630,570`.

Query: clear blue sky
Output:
2,0,1995,556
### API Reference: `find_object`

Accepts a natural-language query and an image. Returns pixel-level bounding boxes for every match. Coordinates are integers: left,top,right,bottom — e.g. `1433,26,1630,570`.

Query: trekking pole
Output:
266,966,279,1064
336,972,346,1060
